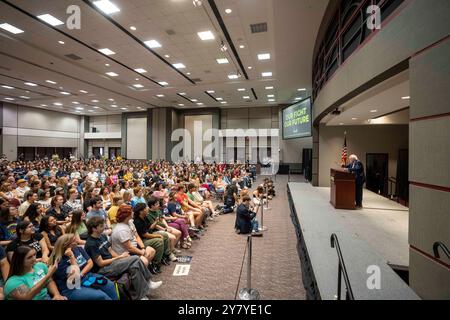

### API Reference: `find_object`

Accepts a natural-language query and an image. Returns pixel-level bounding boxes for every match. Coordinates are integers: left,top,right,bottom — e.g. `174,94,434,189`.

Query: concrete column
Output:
408,39,450,299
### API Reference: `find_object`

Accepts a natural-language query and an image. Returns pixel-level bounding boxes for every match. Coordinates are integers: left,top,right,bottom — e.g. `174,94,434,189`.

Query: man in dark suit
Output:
345,154,365,208
235,196,262,236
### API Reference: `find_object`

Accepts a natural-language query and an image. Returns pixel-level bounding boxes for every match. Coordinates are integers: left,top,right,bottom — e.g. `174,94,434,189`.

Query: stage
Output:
287,181,419,300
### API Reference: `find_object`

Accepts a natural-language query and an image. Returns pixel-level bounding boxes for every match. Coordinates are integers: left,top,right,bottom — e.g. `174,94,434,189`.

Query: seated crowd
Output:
0,158,271,300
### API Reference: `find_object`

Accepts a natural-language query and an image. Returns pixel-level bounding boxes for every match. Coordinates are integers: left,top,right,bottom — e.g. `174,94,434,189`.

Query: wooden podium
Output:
330,168,355,210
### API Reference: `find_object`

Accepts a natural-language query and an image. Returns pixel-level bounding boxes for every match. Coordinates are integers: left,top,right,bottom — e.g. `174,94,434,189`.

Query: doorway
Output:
366,153,388,196
92,147,104,159
109,147,121,159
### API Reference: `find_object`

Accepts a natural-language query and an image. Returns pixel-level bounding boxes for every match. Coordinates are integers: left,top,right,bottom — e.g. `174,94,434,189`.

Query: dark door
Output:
302,149,313,181
109,147,121,159
366,153,388,196
92,147,104,159
396,149,409,206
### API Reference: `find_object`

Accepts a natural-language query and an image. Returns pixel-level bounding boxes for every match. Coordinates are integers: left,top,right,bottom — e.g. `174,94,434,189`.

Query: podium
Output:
330,168,355,210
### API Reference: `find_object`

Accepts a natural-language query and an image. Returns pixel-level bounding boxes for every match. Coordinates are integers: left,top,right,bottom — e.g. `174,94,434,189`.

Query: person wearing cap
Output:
13,179,29,201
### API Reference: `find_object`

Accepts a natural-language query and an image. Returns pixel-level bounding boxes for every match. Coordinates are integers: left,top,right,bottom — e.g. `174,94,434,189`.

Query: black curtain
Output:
396,149,409,203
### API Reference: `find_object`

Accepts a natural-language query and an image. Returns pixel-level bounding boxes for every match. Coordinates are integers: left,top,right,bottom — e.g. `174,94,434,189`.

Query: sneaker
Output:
189,226,200,232
141,296,149,300
169,253,177,262
172,248,181,254
149,280,162,290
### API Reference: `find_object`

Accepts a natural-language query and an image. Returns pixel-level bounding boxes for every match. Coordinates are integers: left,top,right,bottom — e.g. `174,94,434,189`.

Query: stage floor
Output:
315,187,409,266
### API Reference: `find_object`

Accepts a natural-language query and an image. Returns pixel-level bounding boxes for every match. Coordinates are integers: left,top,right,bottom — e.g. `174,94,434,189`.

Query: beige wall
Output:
318,124,408,187
89,115,121,133
127,117,147,159
184,114,213,161
1,104,81,160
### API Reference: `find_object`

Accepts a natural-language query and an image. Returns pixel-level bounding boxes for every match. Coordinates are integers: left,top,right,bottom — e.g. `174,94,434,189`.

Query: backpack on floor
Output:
114,273,133,300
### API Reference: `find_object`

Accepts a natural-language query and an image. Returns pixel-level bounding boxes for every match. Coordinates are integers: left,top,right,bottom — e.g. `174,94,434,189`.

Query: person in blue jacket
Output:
345,154,366,208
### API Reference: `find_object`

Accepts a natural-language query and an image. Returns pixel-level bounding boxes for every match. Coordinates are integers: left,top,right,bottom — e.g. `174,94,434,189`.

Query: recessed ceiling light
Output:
268,99,275,102
196,103,204,105
267,94,274,98
137,107,143,110
93,106,100,109
178,104,184,107
225,8,232,14
105,63,110,67
58,40,65,45
179,92,186,95
1,85,14,89
261,72,272,77
352,118,358,120
370,109,378,113
239,45,245,49
46,80,57,84
37,14,64,26
53,102,63,106
220,101,227,104
172,63,186,69
228,74,238,79
144,40,161,48
0,23,24,34
110,105,117,108
4,97,15,101
165,54,170,58
76,107,84,110
197,30,215,40
120,107,127,110
72,101,80,104
298,88,307,91
207,90,215,93
216,58,229,64
294,97,302,100
106,72,118,77
402,96,410,100
191,99,198,102
265,86,274,90
91,100,99,103
24,82,38,86
79,90,88,93
248,66,252,69
216,98,223,101
187,72,191,75
93,0,120,14
98,48,115,55
19,96,30,99
258,53,271,60
158,81,168,86
60,92,70,95
339,123,344,125
134,68,147,73
156,94,165,97
135,78,139,81
133,84,144,88
88,110,95,112
130,26,136,31
108,98,114,101
40,104,47,107
243,96,250,99
237,88,246,91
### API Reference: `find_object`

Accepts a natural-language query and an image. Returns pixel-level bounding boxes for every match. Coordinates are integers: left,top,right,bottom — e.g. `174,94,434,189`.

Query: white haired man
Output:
345,154,365,208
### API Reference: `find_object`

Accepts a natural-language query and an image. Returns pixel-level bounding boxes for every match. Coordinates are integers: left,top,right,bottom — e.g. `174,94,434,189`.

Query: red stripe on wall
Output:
410,112,450,122
410,245,450,270
410,181,450,193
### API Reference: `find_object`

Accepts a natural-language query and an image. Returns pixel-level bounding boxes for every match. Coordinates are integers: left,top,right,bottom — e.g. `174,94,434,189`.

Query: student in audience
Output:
175,184,205,228
49,234,118,300
6,221,50,264
107,196,122,227
0,182,15,202
0,206,19,246
87,197,112,235
37,190,52,211
65,209,88,245
63,188,82,213
164,193,192,249
13,179,29,201
39,215,64,252
133,203,165,274
46,195,70,227
100,187,111,210
22,203,45,233
122,190,133,206
111,204,156,267
18,191,38,216
130,187,146,208
0,246,9,300
4,246,66,300
84,217,161,300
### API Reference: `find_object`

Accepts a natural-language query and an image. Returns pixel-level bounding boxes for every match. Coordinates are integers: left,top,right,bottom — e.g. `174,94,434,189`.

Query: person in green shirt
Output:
4,246,66,300
146,197,178,262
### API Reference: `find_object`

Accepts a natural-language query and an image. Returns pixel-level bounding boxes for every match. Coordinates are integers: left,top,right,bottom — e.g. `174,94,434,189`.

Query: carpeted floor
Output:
148,174,306,300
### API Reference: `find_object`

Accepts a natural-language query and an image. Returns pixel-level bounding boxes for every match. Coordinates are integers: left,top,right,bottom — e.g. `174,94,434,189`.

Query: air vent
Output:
65,53,82,60
166,29,176,35
192,78,202,82
250,22,267,33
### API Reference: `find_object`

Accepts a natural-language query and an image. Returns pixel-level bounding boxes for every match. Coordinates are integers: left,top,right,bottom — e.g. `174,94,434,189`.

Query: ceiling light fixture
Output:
258,53,271,60
60,92,70,95
298,88,307,91
173,63,186,69
402,96,410,100
93,0,120,14
198,30,215,40
1,85,14,89
134,68,147,73
144,40,162,48
133,84,144,88
220,101,227,104
164,54,170,58
24,82,38,86
216,98,223,101
239,45,245,49
46,80,57,84
158,81,168,86
130,26,136,31
237,88,246,91
228,74,238,80
37,14,64,26
225,9,232,14
92,100,99,103
220,41,228,52
4,97,15,101
58,40,65,45
265,86,273,90
106,72,118,77
19,96,30,99
216,58,229,64
156,94,165,97
0,23,24,34
243,96,250,99
261,72,272,77
53,102,63,106
79,90,88,93
192,0,202,7
370,109,378,113
98,48,115,55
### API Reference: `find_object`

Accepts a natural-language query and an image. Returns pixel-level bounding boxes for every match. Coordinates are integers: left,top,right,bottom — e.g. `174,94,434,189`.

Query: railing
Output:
330,234,355,300
433,242,450,261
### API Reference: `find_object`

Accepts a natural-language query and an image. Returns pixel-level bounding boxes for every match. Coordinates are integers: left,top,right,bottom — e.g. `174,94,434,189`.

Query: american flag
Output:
341,136,347,166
